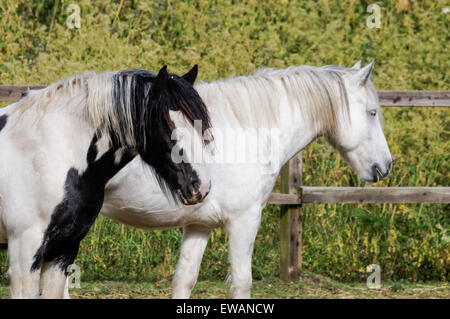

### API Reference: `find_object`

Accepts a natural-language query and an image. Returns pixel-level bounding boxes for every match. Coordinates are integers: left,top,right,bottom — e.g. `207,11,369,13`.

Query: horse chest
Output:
54,168,106,231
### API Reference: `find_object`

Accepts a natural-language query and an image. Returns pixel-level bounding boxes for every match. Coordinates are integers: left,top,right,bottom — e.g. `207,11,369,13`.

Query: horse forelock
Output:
166,76,212,134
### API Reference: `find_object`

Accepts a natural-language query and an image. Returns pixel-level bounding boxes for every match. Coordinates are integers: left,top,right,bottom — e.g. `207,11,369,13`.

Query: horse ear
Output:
354,60,375,86
152,65,169,93
352,60,362,69
182,65,198,85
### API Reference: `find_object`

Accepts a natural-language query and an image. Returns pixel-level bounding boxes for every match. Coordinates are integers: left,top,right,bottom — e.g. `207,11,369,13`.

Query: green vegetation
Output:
0,0,448,291
1,272,448,299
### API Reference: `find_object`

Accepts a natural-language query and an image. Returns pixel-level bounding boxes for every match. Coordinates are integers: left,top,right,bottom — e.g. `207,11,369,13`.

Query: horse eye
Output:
369,110,377,117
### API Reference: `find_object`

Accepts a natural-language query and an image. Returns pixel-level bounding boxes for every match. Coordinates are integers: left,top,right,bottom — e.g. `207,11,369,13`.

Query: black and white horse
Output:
0,65,211,298
94,61,392,299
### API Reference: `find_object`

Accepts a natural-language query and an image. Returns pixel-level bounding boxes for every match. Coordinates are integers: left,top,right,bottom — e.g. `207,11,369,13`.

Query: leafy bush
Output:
0,0,448,283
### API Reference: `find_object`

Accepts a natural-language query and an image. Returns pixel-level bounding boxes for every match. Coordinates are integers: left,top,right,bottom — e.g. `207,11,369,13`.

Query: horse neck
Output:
196,72,329,170
11,86,137,182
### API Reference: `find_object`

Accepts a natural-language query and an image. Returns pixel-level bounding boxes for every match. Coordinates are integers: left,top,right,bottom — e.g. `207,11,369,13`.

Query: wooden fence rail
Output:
0,85,47,102
1,85,449,282
377,90,450,106
268,187,450,205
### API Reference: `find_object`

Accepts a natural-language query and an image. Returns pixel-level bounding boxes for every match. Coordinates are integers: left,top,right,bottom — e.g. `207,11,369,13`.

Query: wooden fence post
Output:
280,152,303,282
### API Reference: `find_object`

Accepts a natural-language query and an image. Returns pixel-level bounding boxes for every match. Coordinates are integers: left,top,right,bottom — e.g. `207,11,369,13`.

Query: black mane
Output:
109,67,211,202
111,68,211,151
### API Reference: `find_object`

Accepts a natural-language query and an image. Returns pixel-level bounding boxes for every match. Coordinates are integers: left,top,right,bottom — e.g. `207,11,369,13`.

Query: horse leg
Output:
172,224,211,299
63,277,71,299
225,208,262,299
39,261,67,299
39,239,81,299
7,227,44,298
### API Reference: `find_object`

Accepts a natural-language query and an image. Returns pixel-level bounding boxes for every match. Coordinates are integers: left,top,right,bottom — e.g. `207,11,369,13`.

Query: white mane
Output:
196,65,352,136
11,71,147,148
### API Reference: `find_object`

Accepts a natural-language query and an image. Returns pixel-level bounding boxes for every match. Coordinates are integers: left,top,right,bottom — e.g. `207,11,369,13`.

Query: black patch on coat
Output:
0,115,7,132
31,136,134,273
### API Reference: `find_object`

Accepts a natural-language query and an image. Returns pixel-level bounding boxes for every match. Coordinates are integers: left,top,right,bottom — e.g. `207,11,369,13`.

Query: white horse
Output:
71,61,391,298
0,65,212,298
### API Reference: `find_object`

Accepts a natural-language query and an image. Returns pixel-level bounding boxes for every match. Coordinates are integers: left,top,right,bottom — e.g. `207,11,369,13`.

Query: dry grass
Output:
1,272,447,299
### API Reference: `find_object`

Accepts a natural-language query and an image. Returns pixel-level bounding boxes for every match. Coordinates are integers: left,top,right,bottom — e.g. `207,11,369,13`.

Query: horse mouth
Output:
177,189,204,205
375,167,382,182
373,165,387,182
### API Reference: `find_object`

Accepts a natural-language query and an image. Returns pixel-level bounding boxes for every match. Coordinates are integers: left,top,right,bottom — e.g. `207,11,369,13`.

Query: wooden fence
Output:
266,91,450,281
1,86,449,282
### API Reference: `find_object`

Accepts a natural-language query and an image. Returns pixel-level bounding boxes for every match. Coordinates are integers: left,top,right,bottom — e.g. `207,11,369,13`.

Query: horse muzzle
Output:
372,160,392,182
177,179,211,205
